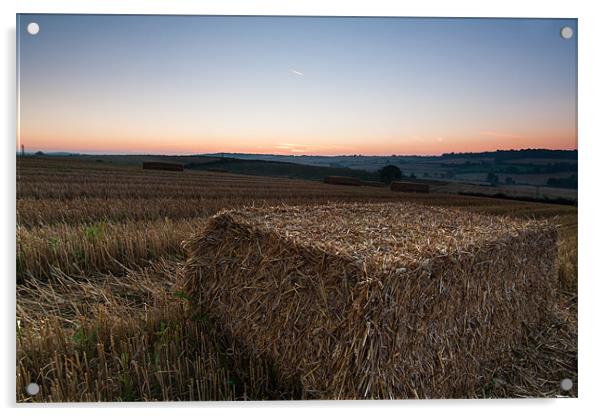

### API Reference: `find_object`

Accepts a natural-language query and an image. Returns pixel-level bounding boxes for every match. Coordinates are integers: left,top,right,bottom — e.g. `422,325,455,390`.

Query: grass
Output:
16,157,578,401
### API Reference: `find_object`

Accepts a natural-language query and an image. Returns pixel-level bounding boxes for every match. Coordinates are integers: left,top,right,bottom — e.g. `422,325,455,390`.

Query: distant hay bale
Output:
390,181,429,193
359,180,386,187
324,176,361,186
142,161,184,172
181,203,557,399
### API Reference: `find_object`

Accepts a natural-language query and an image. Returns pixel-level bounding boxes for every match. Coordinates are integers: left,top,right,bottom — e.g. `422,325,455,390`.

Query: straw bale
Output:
181,202,557,399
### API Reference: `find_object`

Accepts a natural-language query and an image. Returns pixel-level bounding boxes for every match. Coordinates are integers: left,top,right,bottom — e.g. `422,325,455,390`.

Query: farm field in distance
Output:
16,156,577,401
200,149,578,201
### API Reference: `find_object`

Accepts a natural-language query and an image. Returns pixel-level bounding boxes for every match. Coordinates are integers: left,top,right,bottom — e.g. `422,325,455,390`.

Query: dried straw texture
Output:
181,202,558,399
17,218,204,282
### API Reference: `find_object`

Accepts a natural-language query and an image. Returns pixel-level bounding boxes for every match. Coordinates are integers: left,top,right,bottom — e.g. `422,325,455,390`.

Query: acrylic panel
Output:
16,14,577,402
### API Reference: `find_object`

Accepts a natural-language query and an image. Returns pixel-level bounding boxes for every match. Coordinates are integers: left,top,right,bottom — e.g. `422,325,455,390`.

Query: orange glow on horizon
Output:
19,129,577,156
17,15,577,158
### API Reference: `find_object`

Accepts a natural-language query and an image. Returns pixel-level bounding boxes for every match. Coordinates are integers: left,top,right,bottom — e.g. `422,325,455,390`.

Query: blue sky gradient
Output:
17,15,577,155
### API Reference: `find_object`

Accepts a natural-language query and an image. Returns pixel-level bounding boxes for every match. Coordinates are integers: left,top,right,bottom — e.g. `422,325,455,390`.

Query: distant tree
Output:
378,165,402,184
505,177,515,185
486,172,499,186
445,171,455,179
409,173,416,179
34,151,45,156
423,172,430,177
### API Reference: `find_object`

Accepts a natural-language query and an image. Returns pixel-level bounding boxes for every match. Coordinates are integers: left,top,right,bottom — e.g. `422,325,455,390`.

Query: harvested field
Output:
16,157,577,401
142,161,184,172
359,180,386,187
324,176,361,186
391,181,430,193
16,218,204,282
181,202,558,399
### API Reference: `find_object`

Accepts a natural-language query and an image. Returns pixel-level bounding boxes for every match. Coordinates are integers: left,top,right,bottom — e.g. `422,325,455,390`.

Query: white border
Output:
2,1,600,415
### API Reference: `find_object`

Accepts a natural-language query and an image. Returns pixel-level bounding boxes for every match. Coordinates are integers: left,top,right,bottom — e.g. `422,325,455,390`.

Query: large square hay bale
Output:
181,203,557,399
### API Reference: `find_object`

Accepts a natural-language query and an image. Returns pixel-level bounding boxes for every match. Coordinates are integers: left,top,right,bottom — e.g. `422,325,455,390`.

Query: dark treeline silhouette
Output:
441,149,577,161
378,165,403,184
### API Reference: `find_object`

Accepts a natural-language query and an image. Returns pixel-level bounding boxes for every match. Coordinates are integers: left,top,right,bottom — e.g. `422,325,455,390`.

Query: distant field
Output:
39,150,577,191
34,152,578,204
186,157,382,182
16,157,577,401
204,150,578,190
431,180,578,202
454,171,578,187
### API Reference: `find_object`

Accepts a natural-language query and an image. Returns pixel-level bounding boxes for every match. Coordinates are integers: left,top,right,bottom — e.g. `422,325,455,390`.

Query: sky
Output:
17,15,577,156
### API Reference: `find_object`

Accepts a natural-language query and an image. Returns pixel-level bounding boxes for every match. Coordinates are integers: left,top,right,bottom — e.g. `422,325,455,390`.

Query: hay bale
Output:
359,180,386,187
181,203,557,399
142,161,184,172
390,181,429,193
324,176,361,186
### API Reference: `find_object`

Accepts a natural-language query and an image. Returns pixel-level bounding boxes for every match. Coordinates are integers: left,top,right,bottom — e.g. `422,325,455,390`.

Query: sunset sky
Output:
17,15,577,156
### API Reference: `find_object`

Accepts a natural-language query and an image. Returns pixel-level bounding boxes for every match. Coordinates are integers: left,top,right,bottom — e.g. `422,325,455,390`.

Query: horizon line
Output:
18,147,579,159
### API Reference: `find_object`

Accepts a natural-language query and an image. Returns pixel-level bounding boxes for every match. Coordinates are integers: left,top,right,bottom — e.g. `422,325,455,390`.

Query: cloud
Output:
479,131,523,139
274,143,348,154
290,69,304,77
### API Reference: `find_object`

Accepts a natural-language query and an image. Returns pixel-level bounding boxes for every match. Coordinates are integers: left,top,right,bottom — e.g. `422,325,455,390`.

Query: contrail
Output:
290,69,304,76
